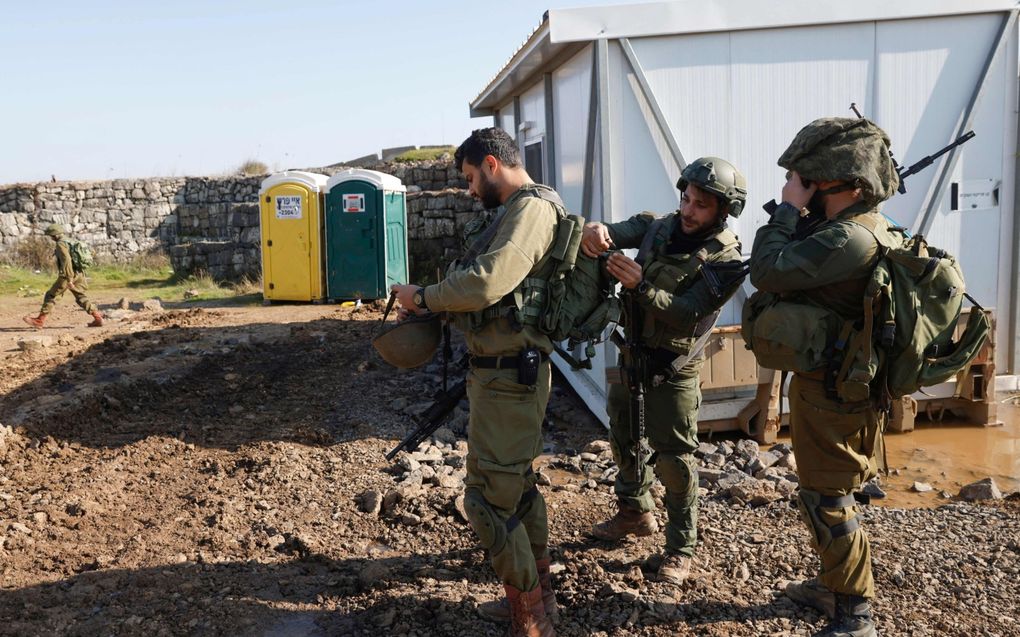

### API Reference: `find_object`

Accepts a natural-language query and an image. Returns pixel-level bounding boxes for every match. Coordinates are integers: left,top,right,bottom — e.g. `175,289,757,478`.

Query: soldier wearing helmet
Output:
580,156,746,585
23,224,103,330
747,118,900,637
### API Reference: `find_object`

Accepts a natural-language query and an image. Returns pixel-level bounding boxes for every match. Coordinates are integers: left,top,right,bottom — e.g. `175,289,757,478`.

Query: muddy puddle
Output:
539,402,1019,511
876,402,1020,508
772,402,1020,509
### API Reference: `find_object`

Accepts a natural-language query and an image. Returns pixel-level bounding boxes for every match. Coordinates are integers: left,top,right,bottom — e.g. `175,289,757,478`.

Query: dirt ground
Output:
1,293,1017,636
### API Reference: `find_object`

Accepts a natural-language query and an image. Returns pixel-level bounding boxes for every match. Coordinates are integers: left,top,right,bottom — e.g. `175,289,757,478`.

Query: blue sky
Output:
0,0,644,183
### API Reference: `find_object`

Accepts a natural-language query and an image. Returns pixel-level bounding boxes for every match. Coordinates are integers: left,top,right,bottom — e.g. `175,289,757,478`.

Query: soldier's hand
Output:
606,252,643,289
781,170,816,210
581,222,613,258
390,284,425,316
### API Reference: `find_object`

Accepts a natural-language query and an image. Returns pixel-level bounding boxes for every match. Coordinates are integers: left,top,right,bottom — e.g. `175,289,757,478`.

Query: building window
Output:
525,140,544,185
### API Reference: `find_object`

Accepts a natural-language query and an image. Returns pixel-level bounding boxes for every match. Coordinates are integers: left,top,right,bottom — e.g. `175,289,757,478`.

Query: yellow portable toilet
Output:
258,171,328,302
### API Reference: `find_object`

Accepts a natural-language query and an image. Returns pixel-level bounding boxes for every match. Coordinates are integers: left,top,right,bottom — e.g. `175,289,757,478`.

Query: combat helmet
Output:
372,312,441,369
44,223,65,238
778,117,900,205
676,156,747,218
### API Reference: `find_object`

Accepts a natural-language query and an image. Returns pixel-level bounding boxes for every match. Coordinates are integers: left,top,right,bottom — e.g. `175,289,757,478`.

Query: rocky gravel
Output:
0,304,1017,636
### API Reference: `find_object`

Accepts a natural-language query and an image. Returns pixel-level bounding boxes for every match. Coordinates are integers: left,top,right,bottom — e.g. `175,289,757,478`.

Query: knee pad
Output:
797,489,860,553
654,453,697,499
463,488,508,554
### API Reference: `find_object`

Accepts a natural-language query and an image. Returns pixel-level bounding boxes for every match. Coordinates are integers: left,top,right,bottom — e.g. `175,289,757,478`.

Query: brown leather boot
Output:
786,577,836,618
87,311,104,327
505,583,555,637
478,557,559,624
591,500,658,541
535,556,559,622
23,314,47,329
657,552,691,586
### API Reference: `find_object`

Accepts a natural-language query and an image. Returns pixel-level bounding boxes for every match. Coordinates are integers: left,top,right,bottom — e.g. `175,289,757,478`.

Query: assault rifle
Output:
699,258,750,299
610,290,648,482
385,377,467,461
385,323,468,461
762,104,976,239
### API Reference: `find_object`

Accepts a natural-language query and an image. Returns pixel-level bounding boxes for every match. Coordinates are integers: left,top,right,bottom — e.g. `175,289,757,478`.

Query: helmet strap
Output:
816,183,857,197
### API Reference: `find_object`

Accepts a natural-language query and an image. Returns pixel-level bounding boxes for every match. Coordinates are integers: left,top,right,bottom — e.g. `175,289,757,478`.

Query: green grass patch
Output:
393,146,455,162
0,263,263,305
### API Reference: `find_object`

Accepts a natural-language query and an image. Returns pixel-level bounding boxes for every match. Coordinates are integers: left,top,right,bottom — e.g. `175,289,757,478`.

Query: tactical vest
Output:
639,216,740,354
451,185,560,333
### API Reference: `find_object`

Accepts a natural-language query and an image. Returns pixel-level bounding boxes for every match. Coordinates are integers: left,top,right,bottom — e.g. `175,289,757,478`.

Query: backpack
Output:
67,240,94,272
521,188,622,369
457,186,621,369
742,213,991,402
852,215,990,399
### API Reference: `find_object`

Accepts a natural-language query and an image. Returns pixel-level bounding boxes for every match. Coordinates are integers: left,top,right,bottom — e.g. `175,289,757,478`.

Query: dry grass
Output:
238,159,269,176
1,236,56,272
230,274,262,295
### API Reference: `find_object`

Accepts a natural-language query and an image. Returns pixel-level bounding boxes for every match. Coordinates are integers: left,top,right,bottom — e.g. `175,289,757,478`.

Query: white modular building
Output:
469,0,1020,437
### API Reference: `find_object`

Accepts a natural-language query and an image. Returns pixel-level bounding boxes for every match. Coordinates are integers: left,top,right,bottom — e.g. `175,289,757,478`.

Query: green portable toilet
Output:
323,168,409,300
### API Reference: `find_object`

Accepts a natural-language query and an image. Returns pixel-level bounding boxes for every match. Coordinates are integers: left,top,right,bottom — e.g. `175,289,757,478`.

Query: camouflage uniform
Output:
605,212,741,557
748,118,900,603
750,200,883,597
41,239,98,316
423,185,559,592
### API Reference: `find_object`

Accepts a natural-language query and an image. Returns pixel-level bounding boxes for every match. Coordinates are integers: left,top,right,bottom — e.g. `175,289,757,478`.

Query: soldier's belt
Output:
469,351,549,369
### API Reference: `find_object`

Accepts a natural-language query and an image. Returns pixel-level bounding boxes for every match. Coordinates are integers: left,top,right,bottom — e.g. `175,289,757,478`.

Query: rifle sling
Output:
461,207,510,266
650,310,721,386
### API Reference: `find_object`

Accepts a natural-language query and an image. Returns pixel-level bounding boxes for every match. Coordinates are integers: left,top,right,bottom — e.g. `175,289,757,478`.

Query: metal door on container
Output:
327,181,380,298
264,186,313,300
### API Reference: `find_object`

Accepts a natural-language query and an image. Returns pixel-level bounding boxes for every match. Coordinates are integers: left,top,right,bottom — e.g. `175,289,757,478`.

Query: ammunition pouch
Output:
741,292,841,375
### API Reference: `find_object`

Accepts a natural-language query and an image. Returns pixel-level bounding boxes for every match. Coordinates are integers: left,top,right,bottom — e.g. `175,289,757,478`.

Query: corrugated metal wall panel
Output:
552,45,593,214
876,14,1003,231
520,81,547,144
608,40,683,227
729,23,875,240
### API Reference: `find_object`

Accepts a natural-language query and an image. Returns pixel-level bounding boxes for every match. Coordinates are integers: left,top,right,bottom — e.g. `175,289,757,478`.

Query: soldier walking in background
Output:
23,224,103,329
391,128,560,637
746,118,901,637
582,157,746,586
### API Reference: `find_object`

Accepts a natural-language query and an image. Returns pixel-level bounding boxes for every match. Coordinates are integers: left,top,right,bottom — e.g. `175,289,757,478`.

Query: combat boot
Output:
87,311,104,327
786,577,836,618
478,556,559,623
812,594,878,637
657,552,691,586
591,500,658,541
504,583,555,637
23,314,47,329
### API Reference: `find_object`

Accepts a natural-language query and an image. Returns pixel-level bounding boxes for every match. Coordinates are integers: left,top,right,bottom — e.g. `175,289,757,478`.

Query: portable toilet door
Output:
258,171,328,301
323,169,408,300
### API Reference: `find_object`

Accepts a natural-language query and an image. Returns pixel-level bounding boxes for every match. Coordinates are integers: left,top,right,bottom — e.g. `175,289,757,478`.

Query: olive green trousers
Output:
607,372,701,556
41,274,97,315
790,374,882,598
464,361,551,591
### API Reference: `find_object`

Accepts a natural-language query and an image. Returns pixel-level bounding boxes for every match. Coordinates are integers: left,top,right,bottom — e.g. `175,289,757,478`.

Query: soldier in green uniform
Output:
391,128,559,637
747,118,900,637
582,157,746,585
23,224,103,329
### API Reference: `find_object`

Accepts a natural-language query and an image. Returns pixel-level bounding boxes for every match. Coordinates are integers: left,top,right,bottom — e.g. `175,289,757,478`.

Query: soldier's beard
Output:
807,190,827,216
477,173,502,210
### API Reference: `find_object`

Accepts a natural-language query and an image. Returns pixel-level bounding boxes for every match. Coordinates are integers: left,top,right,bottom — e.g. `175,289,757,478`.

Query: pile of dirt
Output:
1,305,1017,636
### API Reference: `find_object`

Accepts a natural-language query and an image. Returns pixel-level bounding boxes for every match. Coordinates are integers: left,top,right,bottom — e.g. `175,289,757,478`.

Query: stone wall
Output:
0,160,476,283
406,189,484,283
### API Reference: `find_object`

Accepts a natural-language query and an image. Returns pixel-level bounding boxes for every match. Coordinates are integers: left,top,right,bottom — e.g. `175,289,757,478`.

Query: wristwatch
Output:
412,286,428,311
635,280,650,295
